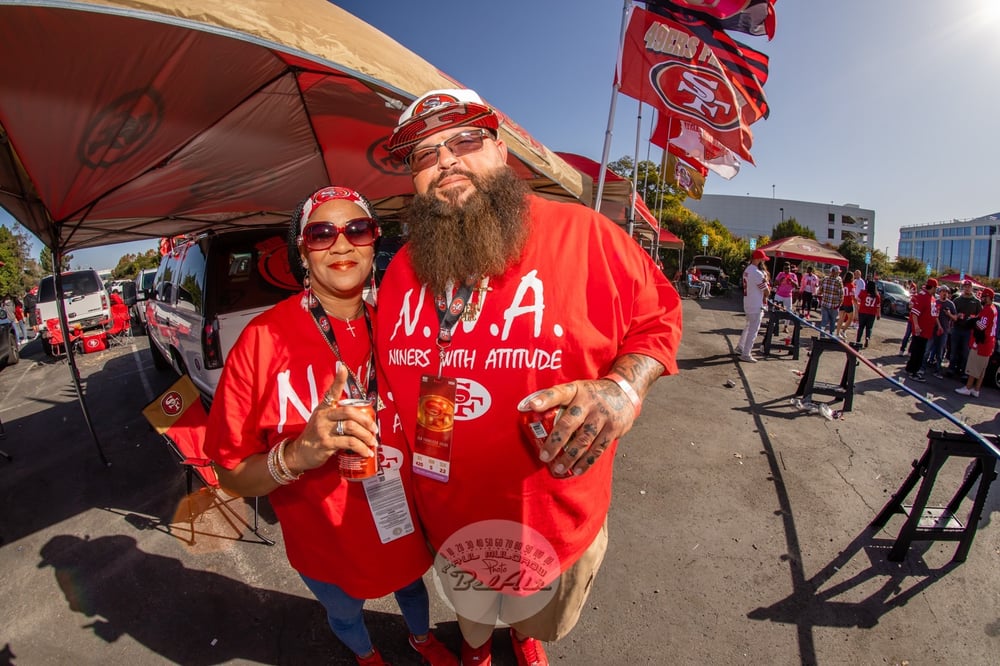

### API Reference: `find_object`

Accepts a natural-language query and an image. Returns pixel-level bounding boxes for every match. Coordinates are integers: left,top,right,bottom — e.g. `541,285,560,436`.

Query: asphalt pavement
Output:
0,301,998,665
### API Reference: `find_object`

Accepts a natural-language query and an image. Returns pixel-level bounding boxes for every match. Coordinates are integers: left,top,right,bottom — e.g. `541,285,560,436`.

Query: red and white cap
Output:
386,89,500,161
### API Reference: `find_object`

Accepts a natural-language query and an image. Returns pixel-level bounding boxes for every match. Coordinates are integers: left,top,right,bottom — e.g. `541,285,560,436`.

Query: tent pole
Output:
595,0,633,211
53,246,110,467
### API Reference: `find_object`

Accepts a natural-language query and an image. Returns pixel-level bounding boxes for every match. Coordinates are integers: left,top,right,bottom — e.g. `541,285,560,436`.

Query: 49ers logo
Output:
160,391,184,416
449,299,466,316
650,62,739,131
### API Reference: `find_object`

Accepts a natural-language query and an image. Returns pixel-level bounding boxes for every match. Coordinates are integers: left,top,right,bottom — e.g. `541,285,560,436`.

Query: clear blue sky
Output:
5,0,999,267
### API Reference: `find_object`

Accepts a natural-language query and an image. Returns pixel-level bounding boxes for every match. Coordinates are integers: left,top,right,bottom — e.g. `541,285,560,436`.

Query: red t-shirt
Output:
377,195,682,576
204,295,431,598
970,303,998,357
857,291,881,316
842,286,855,308
909,289,938,339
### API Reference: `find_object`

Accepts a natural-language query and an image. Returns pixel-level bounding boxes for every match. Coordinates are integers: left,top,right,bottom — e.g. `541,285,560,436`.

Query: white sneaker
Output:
955,386,973,396
739,354,757,363
971,389,980,398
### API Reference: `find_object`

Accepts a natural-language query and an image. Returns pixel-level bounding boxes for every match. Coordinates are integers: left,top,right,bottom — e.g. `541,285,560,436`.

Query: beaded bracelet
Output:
604,372,642,418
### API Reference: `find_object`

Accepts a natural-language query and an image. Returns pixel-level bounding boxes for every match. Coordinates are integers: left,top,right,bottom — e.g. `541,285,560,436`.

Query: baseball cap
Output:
925,278,938,290
983,288,995,300
963,279,973,286
751,249,767,261
386,89,500,161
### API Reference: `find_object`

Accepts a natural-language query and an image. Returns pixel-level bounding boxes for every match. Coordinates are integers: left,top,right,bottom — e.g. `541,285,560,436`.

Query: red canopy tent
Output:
937,274,987,290
756,236,849,268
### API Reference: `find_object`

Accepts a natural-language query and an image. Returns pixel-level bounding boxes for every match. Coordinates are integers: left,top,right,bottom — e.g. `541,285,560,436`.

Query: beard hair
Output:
404,166,531,293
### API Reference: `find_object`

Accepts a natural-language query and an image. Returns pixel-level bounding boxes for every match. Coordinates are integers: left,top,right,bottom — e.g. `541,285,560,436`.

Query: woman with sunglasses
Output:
204,186,457,666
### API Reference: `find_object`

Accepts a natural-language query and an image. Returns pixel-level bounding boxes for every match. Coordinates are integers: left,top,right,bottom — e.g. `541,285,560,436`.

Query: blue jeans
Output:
300,574,430,657
820,306,839,334
950,328,972,374
900,321,912,353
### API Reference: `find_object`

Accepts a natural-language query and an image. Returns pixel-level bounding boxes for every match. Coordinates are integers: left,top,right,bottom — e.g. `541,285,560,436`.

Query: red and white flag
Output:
618,7,756,161
652,116,742,179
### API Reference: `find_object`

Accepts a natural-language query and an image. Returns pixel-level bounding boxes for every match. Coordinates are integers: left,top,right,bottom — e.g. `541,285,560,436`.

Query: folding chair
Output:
45,318,82,356
105,303,133,347
142,375,274,546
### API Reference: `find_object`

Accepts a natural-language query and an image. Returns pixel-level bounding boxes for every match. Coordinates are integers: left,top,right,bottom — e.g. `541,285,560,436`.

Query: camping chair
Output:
142,375,274,546
45,318,82,356
105,303,133,347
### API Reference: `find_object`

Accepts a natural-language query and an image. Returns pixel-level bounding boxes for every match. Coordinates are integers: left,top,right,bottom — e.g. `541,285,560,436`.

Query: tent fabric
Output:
0,0,585,251
755,236,849,267
937,274,987,289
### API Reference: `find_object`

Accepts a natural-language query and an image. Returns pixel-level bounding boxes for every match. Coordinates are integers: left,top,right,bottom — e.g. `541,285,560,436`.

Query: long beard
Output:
405,167,530,293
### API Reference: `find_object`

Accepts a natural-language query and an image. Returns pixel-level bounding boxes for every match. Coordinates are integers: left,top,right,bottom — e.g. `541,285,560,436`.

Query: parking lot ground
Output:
1,301,998,665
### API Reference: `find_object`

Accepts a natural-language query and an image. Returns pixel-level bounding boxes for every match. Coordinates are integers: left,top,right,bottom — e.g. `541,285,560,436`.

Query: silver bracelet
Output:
266,444,293,485
604,372,642,417
276,438,302,481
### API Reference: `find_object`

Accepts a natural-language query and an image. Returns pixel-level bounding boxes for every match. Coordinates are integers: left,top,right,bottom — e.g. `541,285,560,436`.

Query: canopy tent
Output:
937,274,987,290
0,0,585,253
554,151,682,255
756,236,849,268
0,0,587,463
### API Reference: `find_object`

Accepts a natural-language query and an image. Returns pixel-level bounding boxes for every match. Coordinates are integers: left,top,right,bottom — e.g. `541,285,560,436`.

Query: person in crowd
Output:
956,288,997,398
852,270,866,329
835,272,856,339
773,263,797,332
817,266,844,335
23,288,37,330
927,286,956,378
12,296,26,344
687,267,712,299
854,280,881,349
736,249,770,362
799,266,819,318
947,279,983,380
203,186,456,666
903,278,940,383
381,88,681,666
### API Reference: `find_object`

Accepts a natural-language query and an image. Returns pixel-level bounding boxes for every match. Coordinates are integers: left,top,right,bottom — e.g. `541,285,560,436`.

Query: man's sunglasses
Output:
407,129,492,172
300,218,379,251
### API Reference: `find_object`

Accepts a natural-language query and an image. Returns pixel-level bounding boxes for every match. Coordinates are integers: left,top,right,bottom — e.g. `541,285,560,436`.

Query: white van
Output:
35,269,112,349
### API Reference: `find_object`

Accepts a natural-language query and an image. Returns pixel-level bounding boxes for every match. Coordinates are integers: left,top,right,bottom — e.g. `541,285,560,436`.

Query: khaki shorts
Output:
965,352,989,379
439,521,609,647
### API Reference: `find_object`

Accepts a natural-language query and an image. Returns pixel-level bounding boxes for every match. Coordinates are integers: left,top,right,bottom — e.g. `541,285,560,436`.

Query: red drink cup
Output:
517,404,572,479
337,398,378,481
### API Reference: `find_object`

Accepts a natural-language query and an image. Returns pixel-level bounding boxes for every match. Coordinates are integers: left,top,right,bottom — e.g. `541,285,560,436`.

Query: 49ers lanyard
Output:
308,297,375,400
434,278,475,377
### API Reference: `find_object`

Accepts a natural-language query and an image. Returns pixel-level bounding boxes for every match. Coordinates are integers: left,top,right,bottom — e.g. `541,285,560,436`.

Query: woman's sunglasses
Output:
300,218,379,251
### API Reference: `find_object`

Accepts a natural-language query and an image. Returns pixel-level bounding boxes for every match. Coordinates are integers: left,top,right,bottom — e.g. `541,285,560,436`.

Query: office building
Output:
683,194,874,249
898,213,1000,278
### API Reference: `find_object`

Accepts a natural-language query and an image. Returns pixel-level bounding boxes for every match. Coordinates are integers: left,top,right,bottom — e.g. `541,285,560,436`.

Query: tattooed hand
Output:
523,354,664,477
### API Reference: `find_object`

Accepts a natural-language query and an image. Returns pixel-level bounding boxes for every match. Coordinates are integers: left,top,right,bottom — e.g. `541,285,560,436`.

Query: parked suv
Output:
146,228,298,399
34,269,112,350
687,255,728,293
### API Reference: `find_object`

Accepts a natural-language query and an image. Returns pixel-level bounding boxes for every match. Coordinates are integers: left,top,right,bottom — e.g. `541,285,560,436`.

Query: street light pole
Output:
779,207,784,223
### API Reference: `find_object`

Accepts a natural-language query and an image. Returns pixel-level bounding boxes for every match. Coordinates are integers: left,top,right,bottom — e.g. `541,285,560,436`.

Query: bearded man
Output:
379,89,681,666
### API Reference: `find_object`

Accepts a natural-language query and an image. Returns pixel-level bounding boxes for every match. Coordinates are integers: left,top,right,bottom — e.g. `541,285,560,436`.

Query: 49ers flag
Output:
617,6,755,161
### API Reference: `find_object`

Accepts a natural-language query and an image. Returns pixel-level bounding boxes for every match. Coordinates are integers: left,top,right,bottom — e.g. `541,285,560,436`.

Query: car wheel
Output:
149,339,171,371
7,332,19,366
882,301,891,316
990,355,1000,390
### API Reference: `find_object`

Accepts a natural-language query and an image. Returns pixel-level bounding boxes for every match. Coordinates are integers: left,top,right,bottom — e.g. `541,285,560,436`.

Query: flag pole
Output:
627,100,644,238
595,0,632,213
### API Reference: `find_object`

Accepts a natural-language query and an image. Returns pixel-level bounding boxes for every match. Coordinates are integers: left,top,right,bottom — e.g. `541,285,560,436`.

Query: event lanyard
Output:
434,278,475,376
307,296,375,400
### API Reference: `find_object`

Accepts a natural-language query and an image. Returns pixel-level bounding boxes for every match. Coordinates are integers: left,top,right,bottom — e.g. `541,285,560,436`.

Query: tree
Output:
607,156,686,212
771,217,815,241
893,256,926,279
112,249,160,279
39,246,73,274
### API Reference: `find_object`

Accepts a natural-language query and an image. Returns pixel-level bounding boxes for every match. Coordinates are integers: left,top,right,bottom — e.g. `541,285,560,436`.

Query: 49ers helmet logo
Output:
650,62,739,131
160,391,184,416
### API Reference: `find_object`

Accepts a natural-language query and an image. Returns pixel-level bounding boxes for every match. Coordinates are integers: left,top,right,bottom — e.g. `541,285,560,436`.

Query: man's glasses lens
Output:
302,218,377,250
408,130,489,172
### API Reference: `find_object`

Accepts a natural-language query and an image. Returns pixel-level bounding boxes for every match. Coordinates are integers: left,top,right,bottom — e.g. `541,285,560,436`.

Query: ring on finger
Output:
336,420,345,436
323,392,337,407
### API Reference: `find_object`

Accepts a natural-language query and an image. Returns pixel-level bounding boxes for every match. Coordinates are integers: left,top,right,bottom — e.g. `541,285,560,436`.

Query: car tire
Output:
149,339,171,371
882,301,891,316
7,332,19,366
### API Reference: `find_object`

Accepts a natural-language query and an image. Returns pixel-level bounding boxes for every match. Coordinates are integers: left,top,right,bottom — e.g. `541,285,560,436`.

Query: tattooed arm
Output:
525,353,665,477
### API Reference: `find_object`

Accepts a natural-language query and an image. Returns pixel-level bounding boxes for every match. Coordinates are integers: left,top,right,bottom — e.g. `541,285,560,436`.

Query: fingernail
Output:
538,450,550,462
335,361,342,373
553,463,565,474
517,390,546,411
